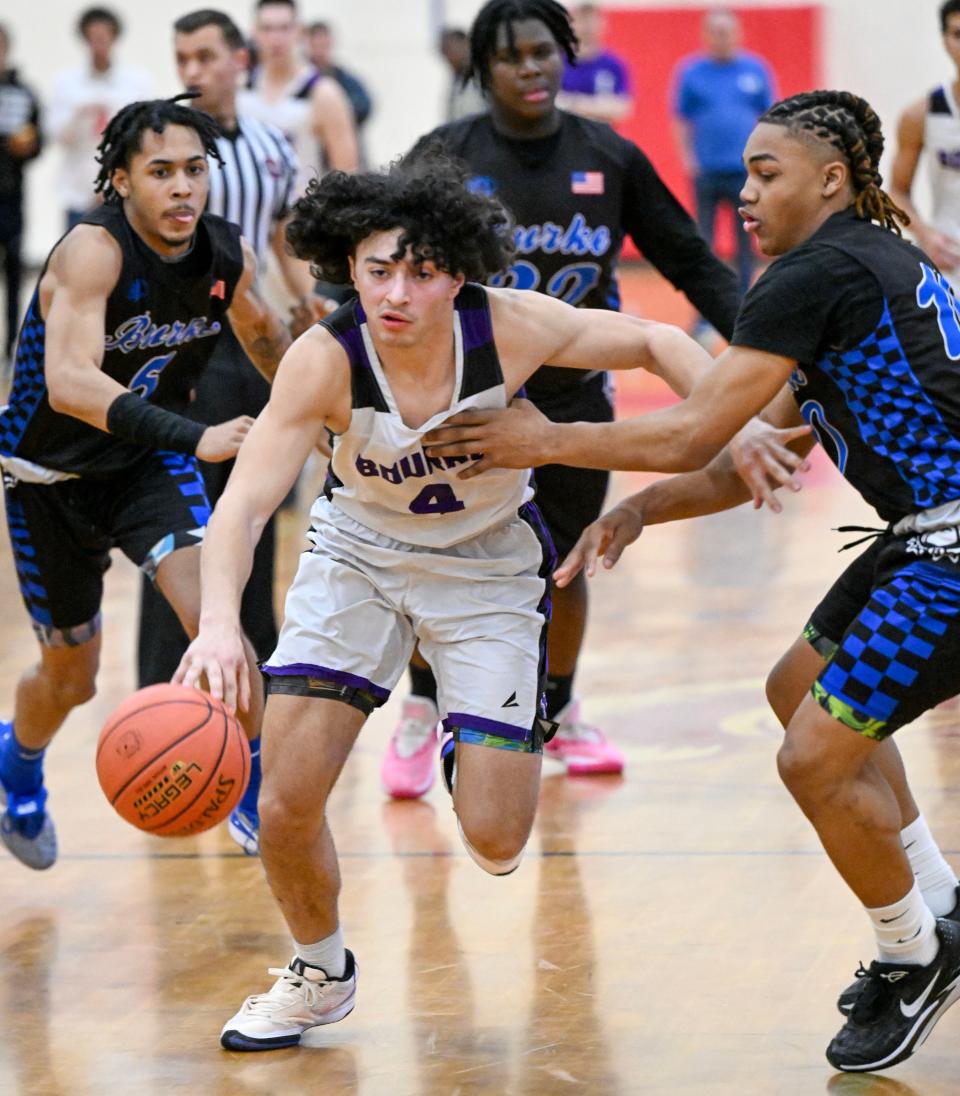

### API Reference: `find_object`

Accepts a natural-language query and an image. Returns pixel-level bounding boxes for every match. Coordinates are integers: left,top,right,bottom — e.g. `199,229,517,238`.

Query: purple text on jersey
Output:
355,449,483,484
513,214,611,258
105,312,222,353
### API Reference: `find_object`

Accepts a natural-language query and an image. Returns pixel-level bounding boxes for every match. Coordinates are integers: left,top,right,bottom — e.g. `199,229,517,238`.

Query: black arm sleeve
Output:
621,147,741,340
106,392,206,455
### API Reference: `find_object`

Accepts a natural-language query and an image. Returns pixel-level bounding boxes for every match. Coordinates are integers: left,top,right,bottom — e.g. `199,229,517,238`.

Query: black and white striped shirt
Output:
208,115,298,261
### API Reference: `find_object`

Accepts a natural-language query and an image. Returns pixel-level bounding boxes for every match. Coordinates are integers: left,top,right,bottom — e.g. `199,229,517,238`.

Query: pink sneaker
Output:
545,700,625,775
381,696,439,798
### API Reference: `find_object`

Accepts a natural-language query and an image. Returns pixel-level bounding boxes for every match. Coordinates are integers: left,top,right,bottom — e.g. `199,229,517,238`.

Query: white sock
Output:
901,814,958,917
867,880,939,966
293,926,346,978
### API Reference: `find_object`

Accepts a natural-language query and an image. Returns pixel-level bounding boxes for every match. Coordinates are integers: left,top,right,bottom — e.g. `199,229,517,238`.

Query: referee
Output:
138,11,314,718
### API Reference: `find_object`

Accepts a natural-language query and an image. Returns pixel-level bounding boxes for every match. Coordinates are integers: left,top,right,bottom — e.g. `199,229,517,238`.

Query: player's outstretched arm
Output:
426,340,798,477
175,329,349,713
228,238,293,382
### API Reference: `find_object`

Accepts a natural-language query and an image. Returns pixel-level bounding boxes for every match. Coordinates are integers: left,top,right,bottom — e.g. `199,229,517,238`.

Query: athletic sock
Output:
294,926,346,978
544,673,574,721
238,735,261,815
901,814,958,917
408,663,438,705
867,880,939,966
0,725,44,795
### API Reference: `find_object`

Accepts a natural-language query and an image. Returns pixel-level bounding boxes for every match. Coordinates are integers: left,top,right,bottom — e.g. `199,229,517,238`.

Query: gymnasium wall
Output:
4,0,953,261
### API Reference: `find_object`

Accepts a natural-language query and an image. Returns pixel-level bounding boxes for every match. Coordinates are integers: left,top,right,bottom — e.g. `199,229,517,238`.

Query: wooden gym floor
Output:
1,268,959,1095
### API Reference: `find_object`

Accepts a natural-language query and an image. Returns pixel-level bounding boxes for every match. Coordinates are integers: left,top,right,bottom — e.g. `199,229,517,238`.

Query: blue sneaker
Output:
228,806,260,855
0,722,57,871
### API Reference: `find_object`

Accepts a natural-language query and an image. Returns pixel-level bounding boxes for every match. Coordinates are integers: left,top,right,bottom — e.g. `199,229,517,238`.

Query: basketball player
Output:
442,91,960,1073
0,97,291,871
888,0,960,286
381,0,742,797
173,152,736,1050
242,0,359,193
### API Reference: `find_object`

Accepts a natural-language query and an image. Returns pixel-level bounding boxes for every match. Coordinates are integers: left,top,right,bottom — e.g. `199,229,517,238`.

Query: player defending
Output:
430,90,960,1074
174,152,732,1050
0,97,291,870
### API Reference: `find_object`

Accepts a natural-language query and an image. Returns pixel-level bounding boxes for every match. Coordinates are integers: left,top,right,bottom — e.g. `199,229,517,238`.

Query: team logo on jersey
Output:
571,171,604,195
105,311,222,353
937,148,960,170
127,278,149,303
917,261,960,359
467,175,496,196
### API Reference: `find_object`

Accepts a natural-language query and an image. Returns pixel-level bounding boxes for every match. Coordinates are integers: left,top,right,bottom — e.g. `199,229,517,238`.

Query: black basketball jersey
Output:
412,111,739,397
733,208,960,523
0,204,244,477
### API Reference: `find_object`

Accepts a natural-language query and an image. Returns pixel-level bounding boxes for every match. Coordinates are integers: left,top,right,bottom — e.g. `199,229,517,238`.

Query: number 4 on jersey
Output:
408,483,465,515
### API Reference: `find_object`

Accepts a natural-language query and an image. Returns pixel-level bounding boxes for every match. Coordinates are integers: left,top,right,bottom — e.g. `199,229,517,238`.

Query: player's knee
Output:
456,817,526,877
776,736,832,806
47,667,97,710
258,789,325,848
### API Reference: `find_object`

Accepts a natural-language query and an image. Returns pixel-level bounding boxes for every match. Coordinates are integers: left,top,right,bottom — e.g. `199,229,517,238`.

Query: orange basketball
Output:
96,683,250,838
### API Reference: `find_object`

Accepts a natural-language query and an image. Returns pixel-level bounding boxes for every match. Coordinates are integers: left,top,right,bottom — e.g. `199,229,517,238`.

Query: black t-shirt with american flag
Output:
410,111,739,395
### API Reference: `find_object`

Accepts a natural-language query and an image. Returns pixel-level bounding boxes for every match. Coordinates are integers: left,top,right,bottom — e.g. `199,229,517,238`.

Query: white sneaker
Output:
220,951,358,1051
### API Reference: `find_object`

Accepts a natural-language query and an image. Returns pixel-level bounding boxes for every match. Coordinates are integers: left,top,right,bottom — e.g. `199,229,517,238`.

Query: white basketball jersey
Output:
239,66,321,197
925,84,960,284
319,284,534,548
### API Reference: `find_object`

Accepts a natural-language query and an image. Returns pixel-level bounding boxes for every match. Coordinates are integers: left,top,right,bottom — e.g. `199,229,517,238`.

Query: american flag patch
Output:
571,171,604,195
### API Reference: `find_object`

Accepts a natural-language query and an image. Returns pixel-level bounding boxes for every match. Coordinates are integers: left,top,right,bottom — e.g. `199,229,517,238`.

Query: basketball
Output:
95,683,250,838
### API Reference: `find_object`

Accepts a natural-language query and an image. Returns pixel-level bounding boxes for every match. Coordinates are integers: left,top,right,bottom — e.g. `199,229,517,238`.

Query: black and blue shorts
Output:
3,450,210,646
528,372,614,561
805,531,960,739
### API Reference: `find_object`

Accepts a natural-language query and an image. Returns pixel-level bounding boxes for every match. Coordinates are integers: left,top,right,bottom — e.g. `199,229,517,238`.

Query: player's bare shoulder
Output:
271,320,353,433
40,225,122,312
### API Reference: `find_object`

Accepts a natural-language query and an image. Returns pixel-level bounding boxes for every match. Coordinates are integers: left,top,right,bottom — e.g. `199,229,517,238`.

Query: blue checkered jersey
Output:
0,204,243,477
732,208,960,523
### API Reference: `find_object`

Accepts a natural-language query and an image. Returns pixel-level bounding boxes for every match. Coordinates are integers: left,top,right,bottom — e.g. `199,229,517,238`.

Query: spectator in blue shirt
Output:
672,8,775,298
559,3,632,125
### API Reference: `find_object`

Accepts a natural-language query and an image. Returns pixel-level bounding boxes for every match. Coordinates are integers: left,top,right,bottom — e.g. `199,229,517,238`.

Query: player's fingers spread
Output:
206,662,225,702
554,545,585,586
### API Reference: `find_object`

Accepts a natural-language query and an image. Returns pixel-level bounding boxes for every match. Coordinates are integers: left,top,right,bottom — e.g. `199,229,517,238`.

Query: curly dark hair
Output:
94,94,223,204
759,90,909,234
286,147,515,284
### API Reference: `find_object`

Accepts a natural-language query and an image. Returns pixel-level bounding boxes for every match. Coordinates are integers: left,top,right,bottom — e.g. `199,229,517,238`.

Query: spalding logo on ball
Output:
96,682,250,837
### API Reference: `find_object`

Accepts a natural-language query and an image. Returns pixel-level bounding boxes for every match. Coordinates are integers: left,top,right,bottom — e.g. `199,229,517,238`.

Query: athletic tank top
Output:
0,204,244,477
239,66,321,197
320,283,533,548
925,84,960,286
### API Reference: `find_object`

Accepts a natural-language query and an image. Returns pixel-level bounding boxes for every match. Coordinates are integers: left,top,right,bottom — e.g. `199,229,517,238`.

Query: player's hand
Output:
728,418,812,512
554,500,645,587
173,623,250,715
917,227,960,272
423,398,552,478
196,415,255,462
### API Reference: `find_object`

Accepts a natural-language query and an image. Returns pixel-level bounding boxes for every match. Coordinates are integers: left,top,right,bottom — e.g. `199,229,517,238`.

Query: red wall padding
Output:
603,5,823,258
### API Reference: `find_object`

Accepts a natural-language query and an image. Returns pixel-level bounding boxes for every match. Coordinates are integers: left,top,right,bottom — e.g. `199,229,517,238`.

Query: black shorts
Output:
528,373,614,560
3,450,211,645
806,531,960,739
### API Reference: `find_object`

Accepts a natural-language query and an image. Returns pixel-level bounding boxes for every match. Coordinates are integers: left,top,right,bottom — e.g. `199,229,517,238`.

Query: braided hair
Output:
93,94,223,204
759,90,909,234
468,0,577,90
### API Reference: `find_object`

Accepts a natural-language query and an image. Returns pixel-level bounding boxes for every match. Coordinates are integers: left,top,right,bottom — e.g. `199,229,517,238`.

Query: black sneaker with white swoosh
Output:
836,884,960,1015
826,917,960,1072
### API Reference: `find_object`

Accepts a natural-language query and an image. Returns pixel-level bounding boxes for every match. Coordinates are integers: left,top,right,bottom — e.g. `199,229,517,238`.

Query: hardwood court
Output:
2,270,959,1095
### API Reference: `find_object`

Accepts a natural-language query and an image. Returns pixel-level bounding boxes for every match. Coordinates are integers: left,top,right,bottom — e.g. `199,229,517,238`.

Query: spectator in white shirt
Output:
48,6,152,230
